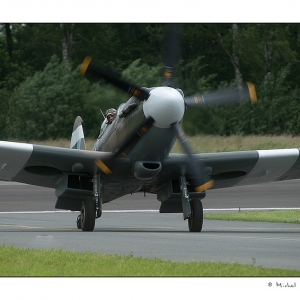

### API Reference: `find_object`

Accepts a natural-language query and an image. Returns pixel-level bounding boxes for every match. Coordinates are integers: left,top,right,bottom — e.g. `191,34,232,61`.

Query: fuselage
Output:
93,86,185,163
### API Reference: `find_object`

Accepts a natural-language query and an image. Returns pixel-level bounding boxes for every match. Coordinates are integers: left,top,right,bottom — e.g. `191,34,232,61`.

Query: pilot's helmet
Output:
105,108,116,118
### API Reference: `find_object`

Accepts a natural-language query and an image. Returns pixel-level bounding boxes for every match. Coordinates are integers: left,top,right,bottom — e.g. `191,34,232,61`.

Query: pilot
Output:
105,108,117,125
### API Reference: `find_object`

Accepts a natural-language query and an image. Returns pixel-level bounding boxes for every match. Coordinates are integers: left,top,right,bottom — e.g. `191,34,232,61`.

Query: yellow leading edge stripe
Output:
194,180,214,193
80,56,92,76
247,82,257,104
95,159,112,174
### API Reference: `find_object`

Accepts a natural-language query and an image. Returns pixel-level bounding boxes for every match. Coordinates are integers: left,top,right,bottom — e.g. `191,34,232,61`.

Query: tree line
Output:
0,23,299,141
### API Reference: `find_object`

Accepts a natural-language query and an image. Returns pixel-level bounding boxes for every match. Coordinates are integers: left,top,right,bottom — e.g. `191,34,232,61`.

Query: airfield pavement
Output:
0,180,300,270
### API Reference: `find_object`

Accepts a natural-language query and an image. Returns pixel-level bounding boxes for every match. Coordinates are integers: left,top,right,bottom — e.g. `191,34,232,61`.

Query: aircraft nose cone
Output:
143,87,185,128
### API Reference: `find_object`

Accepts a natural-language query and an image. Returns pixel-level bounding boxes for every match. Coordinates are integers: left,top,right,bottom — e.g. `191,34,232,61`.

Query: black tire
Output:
80,200,96,231
188,199,203,232
76,215,82,229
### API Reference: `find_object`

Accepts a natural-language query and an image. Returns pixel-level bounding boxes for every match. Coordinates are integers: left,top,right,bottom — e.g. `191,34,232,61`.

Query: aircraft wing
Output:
1,140,300,193
0,141,129,188
159,148,300,189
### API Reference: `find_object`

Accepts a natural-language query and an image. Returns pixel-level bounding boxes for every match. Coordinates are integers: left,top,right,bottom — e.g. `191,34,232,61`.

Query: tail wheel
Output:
80,200,96,231
188,199,203,232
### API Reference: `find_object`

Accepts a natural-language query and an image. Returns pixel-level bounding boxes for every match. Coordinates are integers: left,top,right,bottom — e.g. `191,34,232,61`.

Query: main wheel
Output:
80,200,96,231
188,199,203,232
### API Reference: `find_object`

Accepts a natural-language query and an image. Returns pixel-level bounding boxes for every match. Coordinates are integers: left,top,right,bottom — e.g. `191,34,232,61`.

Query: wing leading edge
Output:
0,141,130,189
1,140,300,193
159,148,300,190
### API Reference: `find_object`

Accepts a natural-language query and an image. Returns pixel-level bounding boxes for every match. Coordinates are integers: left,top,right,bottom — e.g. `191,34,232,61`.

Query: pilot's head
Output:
105,108,116,124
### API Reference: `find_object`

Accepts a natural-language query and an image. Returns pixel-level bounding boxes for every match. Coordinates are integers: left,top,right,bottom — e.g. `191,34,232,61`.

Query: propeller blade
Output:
93,117,155,174
184,82,257,108
112,116,155,158
95,117,154,175
174,123,213,193
80,56,150,101
94,158,112,174
162,24,180,87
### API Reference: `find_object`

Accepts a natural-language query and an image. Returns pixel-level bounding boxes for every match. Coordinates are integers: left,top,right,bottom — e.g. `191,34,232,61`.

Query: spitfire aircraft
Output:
1,26,300,232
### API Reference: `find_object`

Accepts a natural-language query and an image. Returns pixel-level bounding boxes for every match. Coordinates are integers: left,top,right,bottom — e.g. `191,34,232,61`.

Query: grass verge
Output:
0,245,299,276
204,210,300,224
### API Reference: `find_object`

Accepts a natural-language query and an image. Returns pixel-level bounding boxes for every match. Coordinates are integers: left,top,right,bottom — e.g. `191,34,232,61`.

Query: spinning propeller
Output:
184,81,257,107
80,56,150,101
162,24,180,87
173,123,214,192
80,24,257,193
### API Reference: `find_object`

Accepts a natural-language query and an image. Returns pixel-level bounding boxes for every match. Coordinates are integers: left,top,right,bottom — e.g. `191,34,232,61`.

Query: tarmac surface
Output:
0,180,300,270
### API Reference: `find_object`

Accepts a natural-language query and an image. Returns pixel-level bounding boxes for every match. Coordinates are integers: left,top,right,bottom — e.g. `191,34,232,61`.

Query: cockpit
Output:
98,104,125,136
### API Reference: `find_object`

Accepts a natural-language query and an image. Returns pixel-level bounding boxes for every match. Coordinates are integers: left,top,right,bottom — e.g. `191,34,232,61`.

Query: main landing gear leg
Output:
180,176,203,232
76,174,102,231
180,176,191,220
93,173,102,219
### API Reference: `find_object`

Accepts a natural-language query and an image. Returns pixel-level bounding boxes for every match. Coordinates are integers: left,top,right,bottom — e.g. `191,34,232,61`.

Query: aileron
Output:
237,149,300,185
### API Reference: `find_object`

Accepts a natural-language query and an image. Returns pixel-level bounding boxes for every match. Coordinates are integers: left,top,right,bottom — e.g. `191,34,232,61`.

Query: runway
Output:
0,180,300,270
1,179,300,212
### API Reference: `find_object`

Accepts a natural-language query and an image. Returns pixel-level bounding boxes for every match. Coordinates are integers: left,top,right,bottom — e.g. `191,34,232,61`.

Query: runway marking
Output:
0,208,299,214
204,207,300,211
104,210,159,213
0,224,77,231
199,233,300,242
210,226,300,231
0,224,172,232
0,211,74,214
118,226,173,229
0,224,45,229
